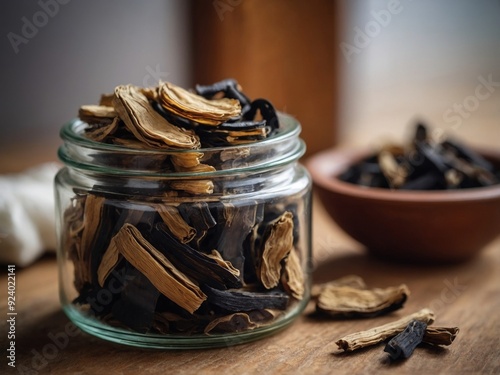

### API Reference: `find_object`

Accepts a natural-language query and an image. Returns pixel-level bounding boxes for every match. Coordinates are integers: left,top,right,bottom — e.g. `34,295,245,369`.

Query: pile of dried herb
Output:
63,79,306,335
339,123,500,190
311,276,459,361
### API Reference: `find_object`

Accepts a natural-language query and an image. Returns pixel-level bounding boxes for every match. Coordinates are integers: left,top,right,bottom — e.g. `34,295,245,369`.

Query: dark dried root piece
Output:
384,320,427,360
204,285,289,312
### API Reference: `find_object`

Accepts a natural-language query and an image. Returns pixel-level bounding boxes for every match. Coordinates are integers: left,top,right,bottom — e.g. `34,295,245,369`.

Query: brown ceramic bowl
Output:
305,147,500,263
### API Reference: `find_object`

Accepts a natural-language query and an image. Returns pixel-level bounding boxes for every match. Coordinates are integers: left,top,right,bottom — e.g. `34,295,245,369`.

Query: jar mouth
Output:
58,113,305,177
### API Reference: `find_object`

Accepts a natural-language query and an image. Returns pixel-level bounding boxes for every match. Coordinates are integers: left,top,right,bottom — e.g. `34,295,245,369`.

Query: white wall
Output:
0,0,191,147
339,0,500,149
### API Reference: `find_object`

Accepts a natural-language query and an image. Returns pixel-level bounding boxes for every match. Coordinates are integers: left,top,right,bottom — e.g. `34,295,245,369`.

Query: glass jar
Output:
54,113,312,349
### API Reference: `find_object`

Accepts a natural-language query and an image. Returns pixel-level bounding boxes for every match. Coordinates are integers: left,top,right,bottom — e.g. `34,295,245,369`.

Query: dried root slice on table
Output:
311,275,367,298
334,307,459,356
316,284,410,318
335,308,435,352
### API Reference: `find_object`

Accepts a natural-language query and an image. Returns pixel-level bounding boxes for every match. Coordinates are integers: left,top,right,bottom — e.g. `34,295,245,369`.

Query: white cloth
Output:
0,163,60,266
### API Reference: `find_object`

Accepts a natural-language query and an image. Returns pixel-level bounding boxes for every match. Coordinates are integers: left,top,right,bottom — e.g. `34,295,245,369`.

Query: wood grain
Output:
1,197,499,374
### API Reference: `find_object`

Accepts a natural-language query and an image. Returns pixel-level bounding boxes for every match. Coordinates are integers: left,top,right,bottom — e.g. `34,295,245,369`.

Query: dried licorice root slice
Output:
281,248,305,300
335,308,435,352
203,309,277,334
204,202,262,278
195,126,268,147
144,222,242,290
113,84,200,149
316,284,409,318
422,326,459,346
169,179,214,195
203,285,289,312
195,78,251,113
243,99,280,133
177,201,217,250
79,104,118,125
384,320,427,360
258,211,295,289
159,81,241,126
311,275,367,298
204,313,256,334
154,204,196,244
112,223,207,314
218,120,266,130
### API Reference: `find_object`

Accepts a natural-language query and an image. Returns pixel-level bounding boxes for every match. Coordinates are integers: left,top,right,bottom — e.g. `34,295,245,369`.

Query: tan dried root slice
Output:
63,195,86,291
335,308,435,352
220,147,250,162
85,117,120,142
423,326,459,346
259,211,295,289
206,249,241,278
169,180,214,195
159,81,241,126
178,164,216,173
311,275,367,298
171,152,216,174
78,195,106,287
155,204,196,243
171,152,204,169
282,248,305,300
79,104,117,123
97,237,121,287
317,284,410,318
139,86,159,101
204,309,276,334
113,223,207,314
379,149,408,188
113,84,200,149
99,93,114,107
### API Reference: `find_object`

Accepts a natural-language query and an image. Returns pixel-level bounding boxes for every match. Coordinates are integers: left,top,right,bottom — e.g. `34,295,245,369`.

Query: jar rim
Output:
58,113,306,177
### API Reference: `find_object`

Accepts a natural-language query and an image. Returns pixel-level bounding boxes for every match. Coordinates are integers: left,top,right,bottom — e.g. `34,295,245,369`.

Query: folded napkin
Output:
0,163,60,266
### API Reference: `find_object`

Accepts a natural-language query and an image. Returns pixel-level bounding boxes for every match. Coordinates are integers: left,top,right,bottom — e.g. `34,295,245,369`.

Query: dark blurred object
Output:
306,146,500,263
191,0,342,156
339,123,500,190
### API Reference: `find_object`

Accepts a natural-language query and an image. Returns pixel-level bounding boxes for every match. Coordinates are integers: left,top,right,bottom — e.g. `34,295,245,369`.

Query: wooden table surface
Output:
1,194,499,375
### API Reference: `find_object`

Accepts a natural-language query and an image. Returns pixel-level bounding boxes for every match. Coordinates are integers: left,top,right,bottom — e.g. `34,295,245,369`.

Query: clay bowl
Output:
305,147,500,263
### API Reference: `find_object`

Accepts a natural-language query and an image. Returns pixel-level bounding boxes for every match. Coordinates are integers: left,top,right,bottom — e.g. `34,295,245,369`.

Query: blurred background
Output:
0,0,499,173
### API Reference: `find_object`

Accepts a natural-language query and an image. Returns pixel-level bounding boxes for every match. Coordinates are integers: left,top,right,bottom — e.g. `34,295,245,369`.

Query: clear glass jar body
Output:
54,114,312,349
